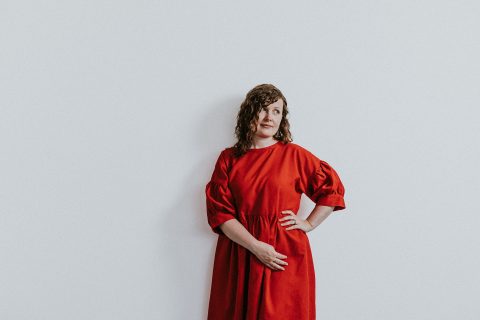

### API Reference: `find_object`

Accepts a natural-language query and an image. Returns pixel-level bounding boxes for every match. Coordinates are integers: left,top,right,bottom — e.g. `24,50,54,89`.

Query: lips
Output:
261,124,273,128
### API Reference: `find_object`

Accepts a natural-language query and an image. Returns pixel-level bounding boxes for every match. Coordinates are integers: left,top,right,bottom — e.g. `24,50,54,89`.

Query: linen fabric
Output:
205,141,346,320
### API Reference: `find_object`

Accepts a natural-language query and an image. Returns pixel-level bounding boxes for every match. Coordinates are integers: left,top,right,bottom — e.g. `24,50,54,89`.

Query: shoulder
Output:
215,146,236,170
284,141,308,152
221,146,235,159
283,142,319,158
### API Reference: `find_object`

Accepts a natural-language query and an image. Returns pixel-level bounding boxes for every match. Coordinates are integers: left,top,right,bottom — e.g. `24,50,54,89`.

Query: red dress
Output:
205,141,346,320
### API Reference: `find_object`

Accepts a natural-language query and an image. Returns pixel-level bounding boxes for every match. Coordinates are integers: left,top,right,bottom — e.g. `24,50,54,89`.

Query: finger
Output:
276,252,287,259
285,224,299,231
283,217,298,225
271,262,285,271
274,259,288,266
280,220,294,226
265,262,278,270
281,211,294,215
279,216,295,223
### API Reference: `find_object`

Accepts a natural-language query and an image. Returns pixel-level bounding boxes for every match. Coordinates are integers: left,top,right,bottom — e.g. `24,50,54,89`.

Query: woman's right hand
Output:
250,241,288,271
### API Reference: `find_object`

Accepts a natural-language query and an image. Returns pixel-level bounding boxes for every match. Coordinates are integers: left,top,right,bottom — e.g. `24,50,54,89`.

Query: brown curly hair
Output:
232,84,293,158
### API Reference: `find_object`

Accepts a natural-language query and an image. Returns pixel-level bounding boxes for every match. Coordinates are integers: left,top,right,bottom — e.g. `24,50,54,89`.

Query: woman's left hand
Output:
279,210,314,233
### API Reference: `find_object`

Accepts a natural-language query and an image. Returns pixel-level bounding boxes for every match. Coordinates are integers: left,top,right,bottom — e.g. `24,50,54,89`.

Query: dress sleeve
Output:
305,160,346,211
205,150,237,234
297,150,346,211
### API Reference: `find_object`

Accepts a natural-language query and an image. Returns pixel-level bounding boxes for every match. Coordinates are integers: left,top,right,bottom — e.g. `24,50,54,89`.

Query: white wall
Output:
1,1,479,319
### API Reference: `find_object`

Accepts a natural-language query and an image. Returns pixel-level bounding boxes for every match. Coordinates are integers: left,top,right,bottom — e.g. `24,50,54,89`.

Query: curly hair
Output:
232,84,293,158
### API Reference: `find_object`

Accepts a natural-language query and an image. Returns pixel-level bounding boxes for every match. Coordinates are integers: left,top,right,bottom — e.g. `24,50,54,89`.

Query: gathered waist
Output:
238,213,282,223
235,211,306,245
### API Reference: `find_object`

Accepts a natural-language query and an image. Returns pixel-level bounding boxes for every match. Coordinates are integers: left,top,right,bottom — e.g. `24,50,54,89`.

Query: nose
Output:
265,110,274,119
263,116,273,124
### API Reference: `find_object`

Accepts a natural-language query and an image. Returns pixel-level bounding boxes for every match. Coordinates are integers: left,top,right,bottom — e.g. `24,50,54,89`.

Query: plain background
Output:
1,1,479,319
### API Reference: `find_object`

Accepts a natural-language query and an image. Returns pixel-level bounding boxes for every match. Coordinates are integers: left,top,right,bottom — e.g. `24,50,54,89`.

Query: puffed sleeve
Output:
297,150,346,211
205,150,237,234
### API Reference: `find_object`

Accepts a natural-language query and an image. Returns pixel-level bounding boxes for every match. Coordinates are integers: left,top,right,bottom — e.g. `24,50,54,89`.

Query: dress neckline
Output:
247,140,281,151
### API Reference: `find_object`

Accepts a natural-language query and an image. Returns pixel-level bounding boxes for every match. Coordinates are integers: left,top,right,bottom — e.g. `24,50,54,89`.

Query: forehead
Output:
264,99,283,109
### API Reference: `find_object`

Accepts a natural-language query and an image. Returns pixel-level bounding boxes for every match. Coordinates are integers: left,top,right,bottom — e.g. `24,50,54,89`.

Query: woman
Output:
205,84,346,320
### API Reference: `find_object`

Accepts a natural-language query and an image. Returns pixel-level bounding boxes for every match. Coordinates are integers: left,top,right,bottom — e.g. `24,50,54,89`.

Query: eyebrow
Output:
263,106,281,110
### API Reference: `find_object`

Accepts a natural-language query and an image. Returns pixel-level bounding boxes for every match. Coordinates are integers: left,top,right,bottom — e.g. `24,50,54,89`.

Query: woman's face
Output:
253,99,284,138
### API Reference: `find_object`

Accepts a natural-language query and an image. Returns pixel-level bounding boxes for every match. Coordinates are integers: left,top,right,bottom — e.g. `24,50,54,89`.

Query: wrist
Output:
306,219,314,231
248,239,261,254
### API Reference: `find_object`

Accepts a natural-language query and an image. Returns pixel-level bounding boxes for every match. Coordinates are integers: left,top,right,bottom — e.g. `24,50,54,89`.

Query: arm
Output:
279,205,334,233
219,219,288,271
280,154,345,232
306,204,335,231
219,218,259,252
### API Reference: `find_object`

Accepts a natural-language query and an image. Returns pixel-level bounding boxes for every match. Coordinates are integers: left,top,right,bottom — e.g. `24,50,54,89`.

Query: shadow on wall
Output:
157,95,242,319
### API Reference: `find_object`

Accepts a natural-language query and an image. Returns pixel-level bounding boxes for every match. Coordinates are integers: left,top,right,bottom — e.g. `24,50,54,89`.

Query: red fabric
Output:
205,141,346,320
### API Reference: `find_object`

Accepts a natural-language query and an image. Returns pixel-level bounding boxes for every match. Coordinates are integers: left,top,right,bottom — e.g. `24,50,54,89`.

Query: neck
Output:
250,137,277,149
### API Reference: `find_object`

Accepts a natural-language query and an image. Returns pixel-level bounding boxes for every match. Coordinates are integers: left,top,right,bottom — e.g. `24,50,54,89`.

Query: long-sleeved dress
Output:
205,140,346,320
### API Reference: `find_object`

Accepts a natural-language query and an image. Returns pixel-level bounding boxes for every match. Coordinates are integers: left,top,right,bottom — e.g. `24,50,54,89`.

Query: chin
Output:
260,134,275,139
